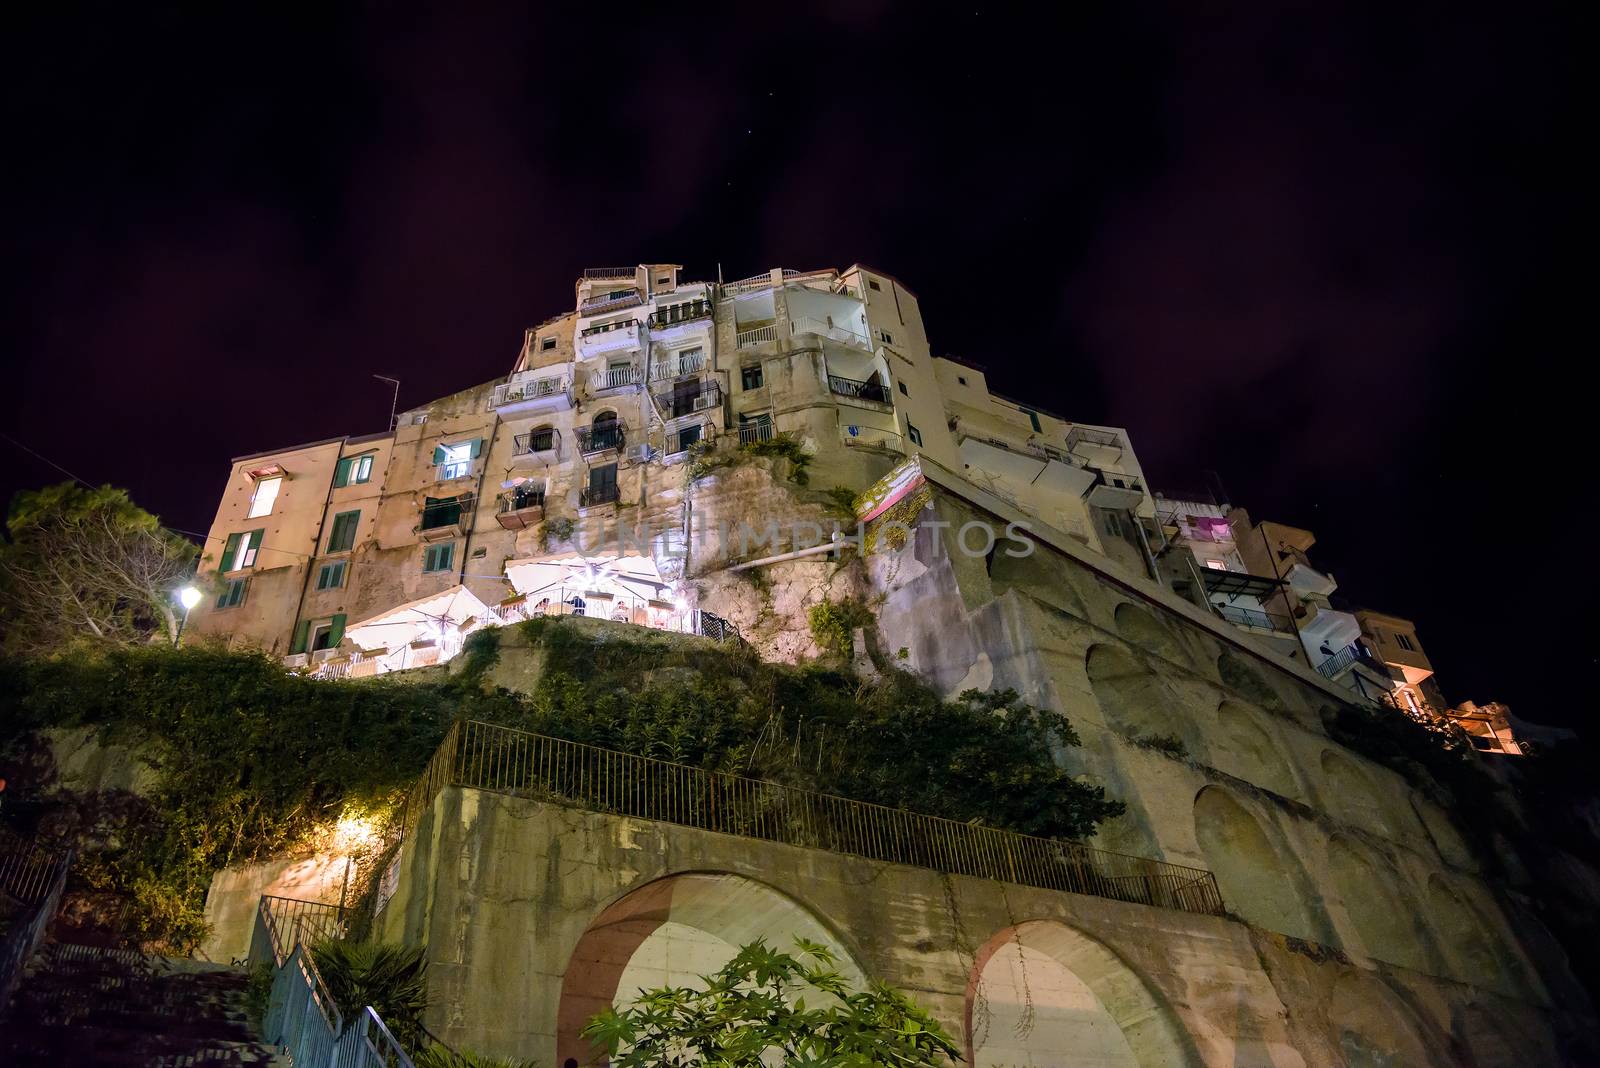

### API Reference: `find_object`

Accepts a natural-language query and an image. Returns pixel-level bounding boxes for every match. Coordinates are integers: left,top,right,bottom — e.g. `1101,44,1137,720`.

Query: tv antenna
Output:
373,375,401,430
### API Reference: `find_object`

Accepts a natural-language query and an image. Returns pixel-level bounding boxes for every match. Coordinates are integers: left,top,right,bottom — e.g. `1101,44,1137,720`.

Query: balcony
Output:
1283,553,1338,599
1083,469,1145,510
1215,603,1296,634
654,380,722,420
651,349,707,381
577,319,641,357
491,370,570,413
580,482,621,508
511,428,562,464
576,424,626,456
840,424,904,452
583,266,635,280
736,324,778,348
495,488,546,531
828,374,892,407
589,364,643,393
1316,643,1391,683
648,299,713,333
738,418,775,445
1066,426,1125,465
579,291,643,317
789,316,870,349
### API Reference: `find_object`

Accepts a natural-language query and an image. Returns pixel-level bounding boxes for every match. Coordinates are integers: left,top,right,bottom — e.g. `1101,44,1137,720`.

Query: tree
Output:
0,483,197,654
581,937,962,1067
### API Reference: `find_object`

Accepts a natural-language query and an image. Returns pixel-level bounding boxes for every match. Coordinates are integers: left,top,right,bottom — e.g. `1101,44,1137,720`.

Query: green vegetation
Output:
538,516,574,551
1323,700,1490,805
1133,733,1188,759
741,432,811,486
807,597,875,660
582,937,959,1067
413,1047,540,1068
0,617,1121,950
311,940,429,1049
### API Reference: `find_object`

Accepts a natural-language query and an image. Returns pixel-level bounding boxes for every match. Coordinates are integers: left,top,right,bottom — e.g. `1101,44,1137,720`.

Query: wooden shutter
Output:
334,458,351,488
469,438,484,458
244,529,263,567
290,620,310,654
328,613,346,648
432,444,448,465
220,533,241,573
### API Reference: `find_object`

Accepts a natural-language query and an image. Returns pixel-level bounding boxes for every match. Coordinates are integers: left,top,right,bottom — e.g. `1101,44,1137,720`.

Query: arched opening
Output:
1085,643,1186,743
1192,785,1320,941
1216,651,1285,712
1213,700,1298,797
965,920,1195,1067
1326,835,1434,972
1328,971,1447,1068
1112,602,1186,665
557,873,865,1066
1318,749,1392,836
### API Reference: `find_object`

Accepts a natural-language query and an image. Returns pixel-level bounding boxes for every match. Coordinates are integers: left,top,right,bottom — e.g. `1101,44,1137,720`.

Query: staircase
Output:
0,941,285,1066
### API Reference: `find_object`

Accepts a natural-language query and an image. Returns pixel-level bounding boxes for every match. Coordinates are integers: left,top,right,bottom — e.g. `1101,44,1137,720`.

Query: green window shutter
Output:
220,533,241,572
290,620,310,654
334,458,351,488
328,613,346,648
469,438,484,459
432,444,447,465
245,529,263,567
328,510,360,552
440,543,454,571
1025,409,1042,433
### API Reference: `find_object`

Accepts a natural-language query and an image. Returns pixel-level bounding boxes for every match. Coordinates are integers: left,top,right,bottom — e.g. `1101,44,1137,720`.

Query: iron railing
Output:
512,429,560,457
1215,604,1295,634
693,609,742,644
648,301,713,329
1317,644,1388,681
579,292,643,316
828,374,891,405
252,894,349,969
738,420,775,445
394,720,1226,917
576,424,626,453
579,319,639,339
0,826,71,905
580,482,621,507
583,266,635,279
654,380,722,418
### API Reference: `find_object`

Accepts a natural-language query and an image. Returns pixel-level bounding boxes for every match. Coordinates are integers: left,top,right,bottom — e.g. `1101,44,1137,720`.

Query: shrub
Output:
807,598,874,659
311,940,429,1049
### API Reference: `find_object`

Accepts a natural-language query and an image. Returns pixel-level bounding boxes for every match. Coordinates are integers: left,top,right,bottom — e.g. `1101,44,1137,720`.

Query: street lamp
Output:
175,585,202,647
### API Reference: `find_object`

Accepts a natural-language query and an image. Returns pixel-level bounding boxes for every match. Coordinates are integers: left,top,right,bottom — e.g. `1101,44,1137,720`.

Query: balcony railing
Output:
394,720,1226,918
790,316,870,348
648,300,713,329
651,350,707,381
579,318,640,340
590,365,643,391
496,489,546,530
1317,644,1389,680
576,424,626,454
512,429,561,458
1215,604,1295,634
1066,426,1123,453
738,419,775,445
583,266,635,280
492,373,569,409
829,374,892,405
0,826,72,907
840,425,904,452
579,292,643,316
654,380,722,419
736,325,778,347
580,482,621,507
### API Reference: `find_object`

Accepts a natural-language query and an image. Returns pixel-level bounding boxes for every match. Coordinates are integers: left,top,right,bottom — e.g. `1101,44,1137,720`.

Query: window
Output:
1396,633,1416,652
316,561,346,591
957,376,968,386
327,511,360,552
529,426,555,451
907,421,923,447
676,424,702,452
1102,512,1125,539
420,496,464,531
877,329,895,344
291,614,346,655
220,529,263,572
334,454,374,487
1205,559,1228,570
540,336,557,351
656,275,669,285
215,577,247,609
247,476,281,518
435,440,478,480
741,364,764,390
897,381,909,397
1023,409,1042,433
867,278,882,291
423,542,455,573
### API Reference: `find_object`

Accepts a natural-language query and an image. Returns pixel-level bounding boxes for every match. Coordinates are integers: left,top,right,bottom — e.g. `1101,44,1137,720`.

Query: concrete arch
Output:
1318,749,1392,836
1192,785,1321,941
1325,835,1435,972
1215,650,1286,711
1112,601,1188,666
965,919,1198,1068
1086,643,1187,743
556,871,867,1066
1328,970,1450,1068
1213,699,1299,798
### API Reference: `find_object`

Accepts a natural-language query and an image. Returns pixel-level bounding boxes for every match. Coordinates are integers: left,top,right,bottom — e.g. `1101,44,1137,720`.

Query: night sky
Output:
3,6,1588,727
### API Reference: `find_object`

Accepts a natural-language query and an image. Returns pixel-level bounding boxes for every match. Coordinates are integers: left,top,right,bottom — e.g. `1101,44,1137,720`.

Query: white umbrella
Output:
345,584,492,652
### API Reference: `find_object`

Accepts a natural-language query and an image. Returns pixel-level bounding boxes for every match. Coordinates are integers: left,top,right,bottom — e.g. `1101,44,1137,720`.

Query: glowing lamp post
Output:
175,585,202,647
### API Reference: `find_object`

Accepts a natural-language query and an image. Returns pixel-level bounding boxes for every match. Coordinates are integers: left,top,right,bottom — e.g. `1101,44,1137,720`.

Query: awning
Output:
1200,569,1284,600
503,551,671,603
345,585,492,652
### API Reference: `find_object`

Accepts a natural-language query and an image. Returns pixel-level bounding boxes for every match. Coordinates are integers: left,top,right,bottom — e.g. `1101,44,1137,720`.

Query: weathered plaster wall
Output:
198,852,350,963
376,789,1575,1067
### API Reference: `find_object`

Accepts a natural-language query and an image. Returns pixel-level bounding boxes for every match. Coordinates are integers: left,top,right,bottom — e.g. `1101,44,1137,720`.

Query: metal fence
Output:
395,720,1225,917
251,894,349,970
0,826,71,905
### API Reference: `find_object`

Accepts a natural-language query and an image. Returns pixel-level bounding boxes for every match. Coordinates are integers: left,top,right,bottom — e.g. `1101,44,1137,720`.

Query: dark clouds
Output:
2,4,1589,723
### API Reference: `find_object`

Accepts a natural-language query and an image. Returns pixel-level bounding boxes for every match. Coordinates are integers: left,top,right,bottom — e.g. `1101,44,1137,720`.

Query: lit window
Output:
247,476,281,518
438,441,475,480
1204,559,1228,570
334,454,374,488
221,529,263,572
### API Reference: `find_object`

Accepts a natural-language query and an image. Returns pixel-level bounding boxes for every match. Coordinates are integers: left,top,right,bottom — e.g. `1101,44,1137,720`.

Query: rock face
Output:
357,473,1595,1066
